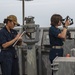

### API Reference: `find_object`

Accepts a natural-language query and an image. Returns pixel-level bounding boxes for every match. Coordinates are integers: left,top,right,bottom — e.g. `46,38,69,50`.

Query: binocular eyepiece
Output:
62,16,73,25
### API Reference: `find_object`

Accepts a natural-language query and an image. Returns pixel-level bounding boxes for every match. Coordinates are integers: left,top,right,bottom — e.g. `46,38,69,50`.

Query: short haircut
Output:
50,14,62,26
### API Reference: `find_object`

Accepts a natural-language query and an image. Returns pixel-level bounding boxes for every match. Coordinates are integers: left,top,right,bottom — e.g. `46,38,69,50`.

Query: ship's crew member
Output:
0,15,22,75
49,14,70,75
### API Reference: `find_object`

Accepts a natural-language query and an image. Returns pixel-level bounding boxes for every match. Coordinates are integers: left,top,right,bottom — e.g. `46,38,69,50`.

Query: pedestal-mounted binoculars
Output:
23,16,40,45
62,16,73,25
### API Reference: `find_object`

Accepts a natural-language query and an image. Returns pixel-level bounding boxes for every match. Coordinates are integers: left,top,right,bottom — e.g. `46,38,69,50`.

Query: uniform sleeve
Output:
50,27,61,37
0,31,7,45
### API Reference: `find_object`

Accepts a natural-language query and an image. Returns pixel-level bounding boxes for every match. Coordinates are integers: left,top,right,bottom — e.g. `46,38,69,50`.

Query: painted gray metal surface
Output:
52,57,75,75
22,24,39,75
13,27,75,75
71,48,75,57
18,46,23,75
27,45,37,75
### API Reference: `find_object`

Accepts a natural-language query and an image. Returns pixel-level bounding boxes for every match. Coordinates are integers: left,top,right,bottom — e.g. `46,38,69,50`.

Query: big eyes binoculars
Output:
62,16,73,25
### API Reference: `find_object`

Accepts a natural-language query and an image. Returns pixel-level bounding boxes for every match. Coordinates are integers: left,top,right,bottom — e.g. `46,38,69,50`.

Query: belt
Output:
1,47,14,50
52,46,63,49
1,48,9,50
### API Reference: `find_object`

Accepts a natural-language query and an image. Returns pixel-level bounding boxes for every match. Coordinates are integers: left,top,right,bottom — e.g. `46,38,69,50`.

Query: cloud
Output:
0,0,75,27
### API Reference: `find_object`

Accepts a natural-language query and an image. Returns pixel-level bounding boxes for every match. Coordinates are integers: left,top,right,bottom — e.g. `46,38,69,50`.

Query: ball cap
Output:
7,15,19,25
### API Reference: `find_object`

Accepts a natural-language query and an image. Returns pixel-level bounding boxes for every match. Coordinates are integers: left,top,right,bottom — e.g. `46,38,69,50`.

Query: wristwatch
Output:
63,26,68,29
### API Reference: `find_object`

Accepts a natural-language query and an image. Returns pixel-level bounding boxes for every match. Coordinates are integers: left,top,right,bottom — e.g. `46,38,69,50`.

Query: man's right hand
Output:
65,20,70,27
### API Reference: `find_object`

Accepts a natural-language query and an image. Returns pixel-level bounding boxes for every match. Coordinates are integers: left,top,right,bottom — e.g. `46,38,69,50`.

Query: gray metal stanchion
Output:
23,24,39,75
37,29,43,75
18,46,23,75
27,45,37,75
23,16,39,75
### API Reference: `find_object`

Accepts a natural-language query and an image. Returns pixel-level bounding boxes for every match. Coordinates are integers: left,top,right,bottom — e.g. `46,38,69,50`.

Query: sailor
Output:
0,15,22,75
49,14,70,75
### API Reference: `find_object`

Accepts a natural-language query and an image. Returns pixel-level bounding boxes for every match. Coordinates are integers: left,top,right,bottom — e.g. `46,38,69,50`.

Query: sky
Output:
0,0,75,27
